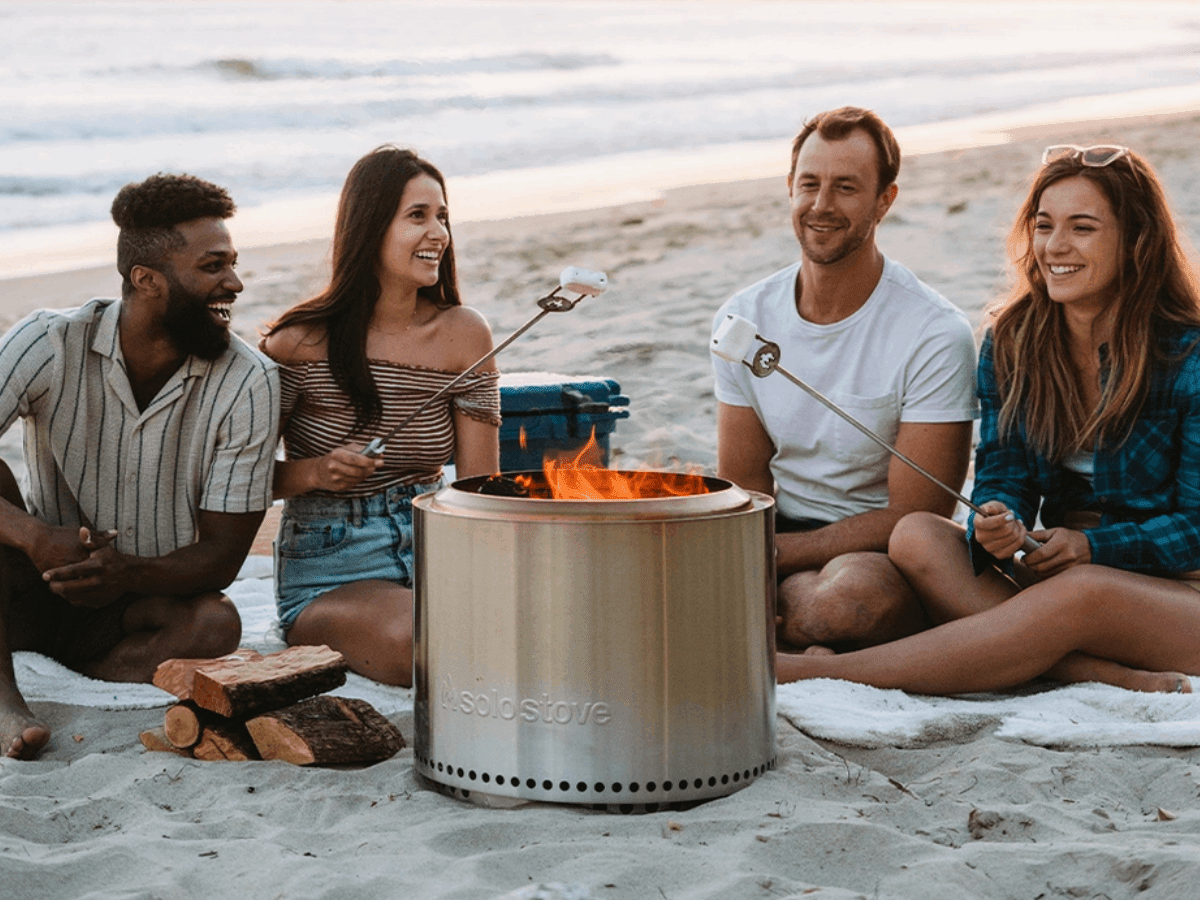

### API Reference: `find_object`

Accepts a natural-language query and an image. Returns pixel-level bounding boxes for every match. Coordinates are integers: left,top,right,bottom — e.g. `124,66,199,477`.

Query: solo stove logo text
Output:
440,675,611,726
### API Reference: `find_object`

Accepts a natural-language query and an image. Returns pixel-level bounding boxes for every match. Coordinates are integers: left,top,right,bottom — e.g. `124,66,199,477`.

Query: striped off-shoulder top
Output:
278,358,501,496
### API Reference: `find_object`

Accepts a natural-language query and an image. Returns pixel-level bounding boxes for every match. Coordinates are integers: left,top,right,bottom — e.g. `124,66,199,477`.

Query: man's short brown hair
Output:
790,106,901,194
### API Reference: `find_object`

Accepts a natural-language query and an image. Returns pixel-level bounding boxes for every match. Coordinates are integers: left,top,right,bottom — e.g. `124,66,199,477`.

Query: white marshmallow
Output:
559,266,608,295
710,313,759,362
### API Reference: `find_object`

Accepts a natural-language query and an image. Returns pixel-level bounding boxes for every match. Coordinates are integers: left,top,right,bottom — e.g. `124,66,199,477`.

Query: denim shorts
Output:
274,479,443,632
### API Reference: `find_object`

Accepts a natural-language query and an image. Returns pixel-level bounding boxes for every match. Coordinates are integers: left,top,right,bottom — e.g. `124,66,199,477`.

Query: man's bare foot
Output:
3,718,50,759
1,708,50,759
1,676,50,760
803,645,836,656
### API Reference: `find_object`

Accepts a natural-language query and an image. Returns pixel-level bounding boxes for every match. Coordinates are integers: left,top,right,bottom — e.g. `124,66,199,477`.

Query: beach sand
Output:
3,109,1200,899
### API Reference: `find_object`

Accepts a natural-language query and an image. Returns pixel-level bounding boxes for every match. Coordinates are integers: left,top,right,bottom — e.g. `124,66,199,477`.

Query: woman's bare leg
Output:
777,565,1200,693
887,513,1183,691
887,512,1019,622
287,580,413,686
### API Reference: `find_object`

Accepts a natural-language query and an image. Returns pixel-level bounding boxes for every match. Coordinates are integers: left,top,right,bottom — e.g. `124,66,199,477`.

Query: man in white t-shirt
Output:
712,106,978,654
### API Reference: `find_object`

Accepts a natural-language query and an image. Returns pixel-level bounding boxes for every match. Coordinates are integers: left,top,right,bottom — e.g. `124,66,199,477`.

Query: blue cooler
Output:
499,373,630,471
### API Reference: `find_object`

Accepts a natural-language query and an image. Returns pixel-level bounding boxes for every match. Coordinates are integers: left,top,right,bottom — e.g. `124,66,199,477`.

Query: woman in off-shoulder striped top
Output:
260,147,500,687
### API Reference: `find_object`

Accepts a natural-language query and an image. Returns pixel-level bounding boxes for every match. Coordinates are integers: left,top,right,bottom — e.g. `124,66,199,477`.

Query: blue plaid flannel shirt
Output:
969,326,1200,575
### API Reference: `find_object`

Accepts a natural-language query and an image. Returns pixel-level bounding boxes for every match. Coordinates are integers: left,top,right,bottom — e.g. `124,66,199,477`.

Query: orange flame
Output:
515,429,710,499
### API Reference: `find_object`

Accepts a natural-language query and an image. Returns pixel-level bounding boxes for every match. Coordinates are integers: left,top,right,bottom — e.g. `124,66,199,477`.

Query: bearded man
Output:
0,173,279,759
712,107,977,655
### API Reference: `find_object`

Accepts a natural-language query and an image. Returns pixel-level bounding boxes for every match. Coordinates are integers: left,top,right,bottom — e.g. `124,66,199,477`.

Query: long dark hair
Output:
987,150,1200,459
266,146,461,430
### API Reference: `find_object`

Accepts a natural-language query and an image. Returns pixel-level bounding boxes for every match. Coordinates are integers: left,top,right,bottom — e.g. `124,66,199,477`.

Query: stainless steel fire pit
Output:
411,472,776,807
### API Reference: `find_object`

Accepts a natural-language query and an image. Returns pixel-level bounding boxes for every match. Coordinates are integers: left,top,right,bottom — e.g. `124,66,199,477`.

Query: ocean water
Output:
2,0,1199,274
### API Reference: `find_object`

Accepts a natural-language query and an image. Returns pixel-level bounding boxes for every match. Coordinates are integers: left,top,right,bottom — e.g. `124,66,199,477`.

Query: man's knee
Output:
186,593,242,656
779,552,917,646
129,591,242,658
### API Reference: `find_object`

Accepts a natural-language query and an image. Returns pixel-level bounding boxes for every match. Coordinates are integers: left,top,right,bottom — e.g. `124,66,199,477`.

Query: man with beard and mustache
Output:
0,173,279,759
712,107,977,655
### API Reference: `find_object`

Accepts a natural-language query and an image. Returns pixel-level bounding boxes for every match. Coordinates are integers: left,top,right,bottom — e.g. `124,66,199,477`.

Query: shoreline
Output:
4,85,1200,286
4,103,1199,321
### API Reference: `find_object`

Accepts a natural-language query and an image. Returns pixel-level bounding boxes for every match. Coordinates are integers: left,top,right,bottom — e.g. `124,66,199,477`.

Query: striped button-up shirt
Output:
970,326,1200,575
0,298,280,558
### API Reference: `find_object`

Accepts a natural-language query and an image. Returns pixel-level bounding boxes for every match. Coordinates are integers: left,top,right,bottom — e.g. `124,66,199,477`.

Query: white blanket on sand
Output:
776,679,1200,749
15,558,1200,749
13,555,414,717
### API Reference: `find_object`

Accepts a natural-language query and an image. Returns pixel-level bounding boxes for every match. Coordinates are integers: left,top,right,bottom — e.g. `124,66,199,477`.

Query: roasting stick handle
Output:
740,356,1042,556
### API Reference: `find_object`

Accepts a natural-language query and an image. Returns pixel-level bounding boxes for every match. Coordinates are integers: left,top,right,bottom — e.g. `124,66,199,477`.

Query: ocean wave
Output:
199,51,620,82
0,175,129,199
4,43,1195,151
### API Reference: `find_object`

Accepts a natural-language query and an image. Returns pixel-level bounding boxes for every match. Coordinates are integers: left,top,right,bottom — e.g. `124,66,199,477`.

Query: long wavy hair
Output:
266,146,461,430
986,150,1200,460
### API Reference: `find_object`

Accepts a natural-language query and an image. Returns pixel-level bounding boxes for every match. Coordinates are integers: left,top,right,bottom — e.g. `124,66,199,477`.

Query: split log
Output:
152,648,264,700
246,695,404,766
192,723,261,762
139,726,192,756
191,645,348,718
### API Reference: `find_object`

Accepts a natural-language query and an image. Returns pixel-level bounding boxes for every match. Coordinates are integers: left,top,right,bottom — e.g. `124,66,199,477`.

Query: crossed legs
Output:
776,512,1200,692
0,459,241,759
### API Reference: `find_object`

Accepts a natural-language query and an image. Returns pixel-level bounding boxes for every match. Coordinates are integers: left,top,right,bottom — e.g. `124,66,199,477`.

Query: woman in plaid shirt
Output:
777,145,1200,693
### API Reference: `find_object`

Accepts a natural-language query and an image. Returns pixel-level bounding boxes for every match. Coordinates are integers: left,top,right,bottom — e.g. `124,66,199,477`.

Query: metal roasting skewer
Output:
711,313,1042,555
361,266,608,459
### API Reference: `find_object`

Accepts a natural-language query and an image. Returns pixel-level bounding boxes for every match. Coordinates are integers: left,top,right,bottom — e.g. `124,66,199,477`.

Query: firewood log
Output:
192,722,261,762
191,645,348,718
246,695,405,766
163,701,230,750
152,648,264,700
139,726,192,756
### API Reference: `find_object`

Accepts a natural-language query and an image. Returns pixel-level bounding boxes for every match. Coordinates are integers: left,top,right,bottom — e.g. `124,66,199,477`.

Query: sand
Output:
3,109,1200,899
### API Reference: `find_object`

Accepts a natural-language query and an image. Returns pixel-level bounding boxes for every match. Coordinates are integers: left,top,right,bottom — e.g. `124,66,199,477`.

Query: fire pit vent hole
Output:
415,753,778,803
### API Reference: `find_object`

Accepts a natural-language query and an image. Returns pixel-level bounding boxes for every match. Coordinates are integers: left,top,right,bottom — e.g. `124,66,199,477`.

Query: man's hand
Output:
28,523,95,573
41,527,127,607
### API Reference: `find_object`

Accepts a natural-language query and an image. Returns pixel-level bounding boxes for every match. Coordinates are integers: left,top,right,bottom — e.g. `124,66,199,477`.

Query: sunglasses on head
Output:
1042,144,1130,167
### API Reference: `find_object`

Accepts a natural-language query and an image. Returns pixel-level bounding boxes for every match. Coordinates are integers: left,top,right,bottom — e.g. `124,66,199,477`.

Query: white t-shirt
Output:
712,257,978,522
